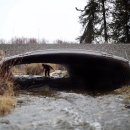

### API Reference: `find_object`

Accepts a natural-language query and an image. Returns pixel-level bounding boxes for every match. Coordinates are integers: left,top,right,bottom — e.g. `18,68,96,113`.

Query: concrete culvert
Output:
0,49,130,92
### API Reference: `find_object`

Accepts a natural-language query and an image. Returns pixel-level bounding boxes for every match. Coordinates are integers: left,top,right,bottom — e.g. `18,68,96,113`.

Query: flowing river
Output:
0,91,130,130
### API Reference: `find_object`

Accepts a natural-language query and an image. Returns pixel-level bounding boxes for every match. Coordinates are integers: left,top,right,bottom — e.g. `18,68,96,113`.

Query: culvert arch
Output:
0,49,130,92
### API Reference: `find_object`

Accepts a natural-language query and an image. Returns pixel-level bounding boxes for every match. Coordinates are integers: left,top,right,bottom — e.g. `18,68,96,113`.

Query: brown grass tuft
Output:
114,86,130,94
0,94,15,116
0,73,16,116
24,63,43,75
11,63,66,75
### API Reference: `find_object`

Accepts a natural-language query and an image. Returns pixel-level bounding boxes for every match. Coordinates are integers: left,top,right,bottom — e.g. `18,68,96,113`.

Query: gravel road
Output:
0,44,130,60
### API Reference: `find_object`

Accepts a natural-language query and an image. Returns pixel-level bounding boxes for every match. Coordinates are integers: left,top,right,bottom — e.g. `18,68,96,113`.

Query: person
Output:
42,64,54,76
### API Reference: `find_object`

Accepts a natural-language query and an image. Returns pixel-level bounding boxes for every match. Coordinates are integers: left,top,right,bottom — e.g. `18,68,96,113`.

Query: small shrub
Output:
0,65,16,116
124,95,130,99
0,79,16,116
0,94,15,116
114,86,130,94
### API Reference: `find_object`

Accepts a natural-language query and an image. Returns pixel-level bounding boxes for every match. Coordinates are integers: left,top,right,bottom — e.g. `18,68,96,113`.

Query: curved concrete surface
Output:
0,49,130,91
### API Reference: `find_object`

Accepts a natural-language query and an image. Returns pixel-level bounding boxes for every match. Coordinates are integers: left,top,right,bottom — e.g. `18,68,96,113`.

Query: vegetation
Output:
114,86,130,95
0,62,66,116
0,47,130,116
0,78,16,116
76,0,99,43
0,55,16,116
110,0,130,43
76,0,130,44
0,1,129,44
113,86,130,106
76,0,111,43
24,63,43,75
11,63,66,75
0,93,15,116
0,37,77,44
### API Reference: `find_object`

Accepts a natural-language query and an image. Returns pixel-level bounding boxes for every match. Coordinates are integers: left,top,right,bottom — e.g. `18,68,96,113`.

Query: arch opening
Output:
1,50,130,92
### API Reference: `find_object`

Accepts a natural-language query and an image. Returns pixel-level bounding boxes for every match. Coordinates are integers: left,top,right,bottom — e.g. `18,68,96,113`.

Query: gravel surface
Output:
0,44,130,60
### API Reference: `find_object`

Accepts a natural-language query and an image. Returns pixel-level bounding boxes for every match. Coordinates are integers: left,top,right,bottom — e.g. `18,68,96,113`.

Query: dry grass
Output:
0,62,66,116
0,51,65,116
0,66,16,116
24,63,43,75
0,80,15,116
3,80,15,96
0,94,15,116
10,64,43,75
114,86,130,99
11,63,66,75
114,86,130,94
10,65,26,75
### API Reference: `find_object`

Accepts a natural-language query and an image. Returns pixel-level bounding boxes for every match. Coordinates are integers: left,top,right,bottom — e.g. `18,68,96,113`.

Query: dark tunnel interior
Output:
2,52,130,92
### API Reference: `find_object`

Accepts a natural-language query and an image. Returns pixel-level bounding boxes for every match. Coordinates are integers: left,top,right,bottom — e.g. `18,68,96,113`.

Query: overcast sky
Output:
0,0,86,43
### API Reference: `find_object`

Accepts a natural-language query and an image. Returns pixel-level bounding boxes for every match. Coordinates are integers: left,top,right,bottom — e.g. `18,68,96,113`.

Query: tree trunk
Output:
102,0,108,43
125,1,129,43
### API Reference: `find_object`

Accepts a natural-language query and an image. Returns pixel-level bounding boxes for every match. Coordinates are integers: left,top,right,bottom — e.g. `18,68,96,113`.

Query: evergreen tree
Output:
76,0,110,43
76,0,100,43
111,0,130,43
100,0,108,42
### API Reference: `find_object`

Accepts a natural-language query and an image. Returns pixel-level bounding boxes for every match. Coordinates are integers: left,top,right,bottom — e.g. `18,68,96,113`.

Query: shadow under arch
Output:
0,49,130,92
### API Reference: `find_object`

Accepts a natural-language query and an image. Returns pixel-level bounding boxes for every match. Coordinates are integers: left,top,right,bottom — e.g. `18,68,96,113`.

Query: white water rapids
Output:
0,91,130,130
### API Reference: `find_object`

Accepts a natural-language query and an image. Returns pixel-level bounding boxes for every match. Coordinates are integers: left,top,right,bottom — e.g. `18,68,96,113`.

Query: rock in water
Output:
50,70,68,77
28,85,50,92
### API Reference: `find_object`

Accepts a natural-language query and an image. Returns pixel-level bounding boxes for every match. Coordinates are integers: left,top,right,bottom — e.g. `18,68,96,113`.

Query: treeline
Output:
76,0,130,44
0,37,77,44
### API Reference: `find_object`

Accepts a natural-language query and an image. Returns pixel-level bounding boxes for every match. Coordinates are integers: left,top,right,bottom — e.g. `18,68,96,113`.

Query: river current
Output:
0,91,130,130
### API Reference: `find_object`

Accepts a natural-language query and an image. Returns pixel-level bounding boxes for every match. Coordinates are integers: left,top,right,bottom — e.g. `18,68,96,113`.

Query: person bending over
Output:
42,64,53,76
